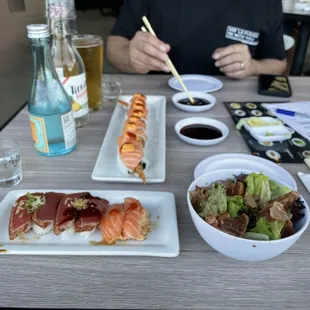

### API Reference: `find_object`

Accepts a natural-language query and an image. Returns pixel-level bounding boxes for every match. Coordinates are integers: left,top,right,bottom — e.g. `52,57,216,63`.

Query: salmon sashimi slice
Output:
127,109,148,120
131,103,149,113
120,146,144,172
131,98,146,106
124,120,146,132
122,125,147,142
125,116,146,129
132,94,146,101
118,132,146,148
128,105,149,115
122,198,150,240
117,132,137,148
100,204,126,244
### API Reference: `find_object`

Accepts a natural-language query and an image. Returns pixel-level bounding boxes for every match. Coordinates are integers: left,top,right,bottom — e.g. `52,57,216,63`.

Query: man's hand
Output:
212,44,257,79
129,31,171,74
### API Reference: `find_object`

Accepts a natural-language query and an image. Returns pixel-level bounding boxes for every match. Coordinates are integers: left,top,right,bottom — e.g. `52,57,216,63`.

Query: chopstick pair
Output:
141,16,195,104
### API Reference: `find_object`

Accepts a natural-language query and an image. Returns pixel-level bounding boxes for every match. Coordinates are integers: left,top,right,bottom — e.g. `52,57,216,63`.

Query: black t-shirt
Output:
110,0,286,75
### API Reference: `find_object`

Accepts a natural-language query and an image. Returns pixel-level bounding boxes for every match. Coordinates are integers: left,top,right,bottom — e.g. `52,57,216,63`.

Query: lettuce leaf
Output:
227,196,244,218
259,178,271,207
250,217,285,240
269,180,292,201
244,232,270,241
199,183,227,218
245,173,271,207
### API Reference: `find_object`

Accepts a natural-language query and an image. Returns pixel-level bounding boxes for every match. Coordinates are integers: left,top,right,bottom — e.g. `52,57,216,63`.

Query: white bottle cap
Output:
27,24,50,39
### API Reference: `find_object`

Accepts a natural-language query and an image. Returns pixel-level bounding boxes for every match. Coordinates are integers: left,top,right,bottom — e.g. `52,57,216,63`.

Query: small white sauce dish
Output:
172,92,216,113
175,117,229,146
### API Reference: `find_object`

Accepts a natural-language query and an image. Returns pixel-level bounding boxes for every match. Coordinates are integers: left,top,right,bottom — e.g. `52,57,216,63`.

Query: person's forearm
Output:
106,36,135,73
252,59,287,76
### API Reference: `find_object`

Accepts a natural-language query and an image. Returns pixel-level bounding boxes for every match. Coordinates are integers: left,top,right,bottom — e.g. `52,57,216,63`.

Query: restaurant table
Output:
284,8,310,75
1,75,310,310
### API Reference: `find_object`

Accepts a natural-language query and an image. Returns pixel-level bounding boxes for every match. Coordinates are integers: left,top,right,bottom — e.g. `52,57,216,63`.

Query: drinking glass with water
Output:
102,75,122,107
0,140,22,187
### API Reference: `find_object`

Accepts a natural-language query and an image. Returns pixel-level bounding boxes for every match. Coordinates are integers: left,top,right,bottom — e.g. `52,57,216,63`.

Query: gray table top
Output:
0,75,310,310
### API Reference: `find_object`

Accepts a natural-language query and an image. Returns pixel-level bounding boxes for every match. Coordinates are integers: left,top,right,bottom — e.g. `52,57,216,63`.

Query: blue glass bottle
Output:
27,24,77,157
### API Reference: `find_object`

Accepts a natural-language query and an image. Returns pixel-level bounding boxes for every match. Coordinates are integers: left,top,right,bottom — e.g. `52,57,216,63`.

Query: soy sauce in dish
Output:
180,124,223,140
178,98,211,106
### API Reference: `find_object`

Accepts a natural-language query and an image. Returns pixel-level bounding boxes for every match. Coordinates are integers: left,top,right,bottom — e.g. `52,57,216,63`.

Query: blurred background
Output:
0,0,309,130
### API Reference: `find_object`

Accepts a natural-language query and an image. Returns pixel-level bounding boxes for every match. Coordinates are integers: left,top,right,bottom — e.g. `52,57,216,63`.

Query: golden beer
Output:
73,35,103,111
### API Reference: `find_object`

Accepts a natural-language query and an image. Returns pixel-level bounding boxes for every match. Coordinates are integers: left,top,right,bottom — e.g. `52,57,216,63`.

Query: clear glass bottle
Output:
27,24,77,157
46,0,89,128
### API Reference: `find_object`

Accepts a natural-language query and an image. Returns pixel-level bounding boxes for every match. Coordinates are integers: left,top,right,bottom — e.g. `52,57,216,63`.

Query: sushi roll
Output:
117,93,149,183
117,142,148,183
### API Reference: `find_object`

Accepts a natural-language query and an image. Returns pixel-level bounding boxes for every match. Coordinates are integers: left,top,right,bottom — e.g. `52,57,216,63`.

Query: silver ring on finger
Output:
240,62,245,71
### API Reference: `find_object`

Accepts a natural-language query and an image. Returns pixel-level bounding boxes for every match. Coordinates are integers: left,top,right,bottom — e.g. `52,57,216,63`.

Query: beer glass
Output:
73,34,104,111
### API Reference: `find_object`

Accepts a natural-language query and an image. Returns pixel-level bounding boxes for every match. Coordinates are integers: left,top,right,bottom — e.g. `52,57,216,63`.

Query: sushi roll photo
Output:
117,93,149,183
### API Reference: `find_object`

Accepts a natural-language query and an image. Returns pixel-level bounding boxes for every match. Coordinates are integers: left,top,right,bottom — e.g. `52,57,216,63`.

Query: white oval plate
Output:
175,117,229,146
168,75,223,93
172,92,216,113
194,153,297,190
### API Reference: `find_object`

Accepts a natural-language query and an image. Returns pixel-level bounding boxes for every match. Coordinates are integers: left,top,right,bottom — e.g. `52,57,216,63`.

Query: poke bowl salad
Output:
189,172,307,241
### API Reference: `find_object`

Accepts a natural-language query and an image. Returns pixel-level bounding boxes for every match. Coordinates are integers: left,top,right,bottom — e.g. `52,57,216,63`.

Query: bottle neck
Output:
30,37,57,80
49,19,76,39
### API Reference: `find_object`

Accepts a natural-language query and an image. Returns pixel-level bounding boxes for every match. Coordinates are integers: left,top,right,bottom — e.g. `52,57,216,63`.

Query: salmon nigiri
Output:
100,204,125,244
122,198,150,241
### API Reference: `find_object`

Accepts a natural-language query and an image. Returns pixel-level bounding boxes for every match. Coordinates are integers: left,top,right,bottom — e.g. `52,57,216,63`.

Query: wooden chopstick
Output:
141,17,195,104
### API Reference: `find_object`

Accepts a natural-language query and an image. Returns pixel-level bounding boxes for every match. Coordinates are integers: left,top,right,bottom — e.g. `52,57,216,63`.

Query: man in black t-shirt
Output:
106,0,287,79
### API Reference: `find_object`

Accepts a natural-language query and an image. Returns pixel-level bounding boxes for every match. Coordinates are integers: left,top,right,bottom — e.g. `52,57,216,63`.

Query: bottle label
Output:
29,115,49,153
29,111,77,153
57,71,89,119
46,1,70,19
61,111,77,149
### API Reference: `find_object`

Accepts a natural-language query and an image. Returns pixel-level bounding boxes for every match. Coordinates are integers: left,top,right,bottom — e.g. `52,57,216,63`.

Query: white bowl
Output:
187,169,310,261
194,153,297,190
175,117,229,146
172,92,216,112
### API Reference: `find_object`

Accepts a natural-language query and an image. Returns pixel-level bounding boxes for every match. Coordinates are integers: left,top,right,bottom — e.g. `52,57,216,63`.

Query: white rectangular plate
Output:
92,95,166,183
0,190,179,257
